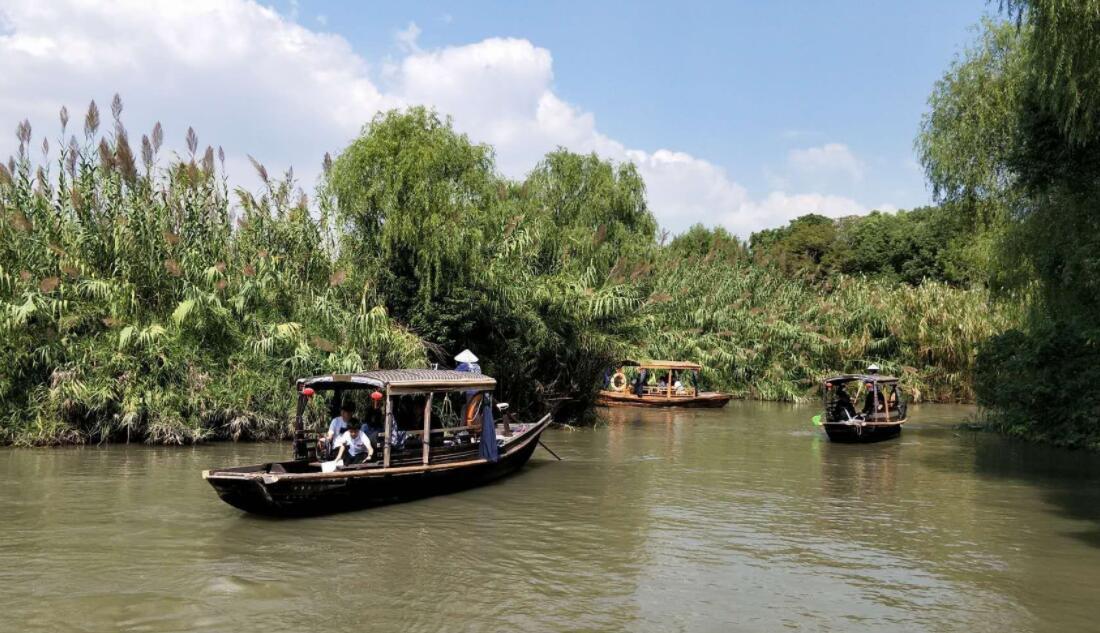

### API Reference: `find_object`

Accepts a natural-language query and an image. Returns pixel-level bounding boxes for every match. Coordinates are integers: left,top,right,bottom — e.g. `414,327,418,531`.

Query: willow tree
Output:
920,6,1100,447
492,149,659,416
327,110,657,417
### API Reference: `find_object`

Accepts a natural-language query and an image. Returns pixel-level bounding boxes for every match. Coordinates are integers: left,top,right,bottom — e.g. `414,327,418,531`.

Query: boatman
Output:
455,349,481,374
333,420,374,466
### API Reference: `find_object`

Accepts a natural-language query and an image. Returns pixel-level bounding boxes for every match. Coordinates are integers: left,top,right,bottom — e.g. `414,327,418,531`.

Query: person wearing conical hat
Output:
455,349,481,374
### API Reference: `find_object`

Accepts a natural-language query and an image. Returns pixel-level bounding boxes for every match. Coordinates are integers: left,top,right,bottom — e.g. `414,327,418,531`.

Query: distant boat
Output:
596,360,732,408
818,370,907,442
203,369,552,516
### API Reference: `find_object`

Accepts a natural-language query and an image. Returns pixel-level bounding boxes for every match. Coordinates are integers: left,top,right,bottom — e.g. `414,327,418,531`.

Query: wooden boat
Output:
596,360,731,408
819,370,907,443
203,369,552,516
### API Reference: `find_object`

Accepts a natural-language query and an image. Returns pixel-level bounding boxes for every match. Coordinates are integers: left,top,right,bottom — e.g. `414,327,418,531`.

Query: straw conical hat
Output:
455,349,479,364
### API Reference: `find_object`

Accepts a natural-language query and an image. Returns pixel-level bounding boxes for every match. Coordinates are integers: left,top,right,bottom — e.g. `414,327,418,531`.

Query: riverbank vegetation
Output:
9,2,1093,446
917,2,1100,449
0,103,1009,444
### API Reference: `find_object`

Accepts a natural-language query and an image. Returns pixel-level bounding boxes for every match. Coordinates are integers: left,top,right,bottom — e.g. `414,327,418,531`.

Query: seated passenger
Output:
363,391,385,434
320,401,355,459
887,389,899,410
862,383,884,416
333,421,373,466
834,385,856,419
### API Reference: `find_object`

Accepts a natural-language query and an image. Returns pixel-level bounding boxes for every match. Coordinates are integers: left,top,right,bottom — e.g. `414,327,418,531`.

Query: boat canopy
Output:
823,373,899,385
298,369,497,395
619,359,702,371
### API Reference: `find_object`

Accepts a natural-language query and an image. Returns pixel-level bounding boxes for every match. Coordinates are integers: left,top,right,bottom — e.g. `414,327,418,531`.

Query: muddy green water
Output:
3,402,1100,632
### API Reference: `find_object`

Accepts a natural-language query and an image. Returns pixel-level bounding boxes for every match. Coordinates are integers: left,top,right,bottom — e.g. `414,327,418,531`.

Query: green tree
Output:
750,213,839,279
920,6,1100,447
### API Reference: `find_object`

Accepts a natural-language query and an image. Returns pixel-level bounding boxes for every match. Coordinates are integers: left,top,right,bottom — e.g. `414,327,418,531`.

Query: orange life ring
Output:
610,371,628,392
464,393,484,427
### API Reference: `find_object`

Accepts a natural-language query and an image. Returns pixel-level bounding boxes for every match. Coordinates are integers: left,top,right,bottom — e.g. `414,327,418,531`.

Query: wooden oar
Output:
538,440,562,460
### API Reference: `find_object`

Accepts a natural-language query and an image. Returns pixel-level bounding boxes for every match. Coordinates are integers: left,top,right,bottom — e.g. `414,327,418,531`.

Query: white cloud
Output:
789,142,864,182
395,21,421,54
0,0,881,237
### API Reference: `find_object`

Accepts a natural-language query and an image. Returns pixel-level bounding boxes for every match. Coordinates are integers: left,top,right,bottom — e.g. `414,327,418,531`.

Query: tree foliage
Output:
749,208,986,286
920,6,1100,448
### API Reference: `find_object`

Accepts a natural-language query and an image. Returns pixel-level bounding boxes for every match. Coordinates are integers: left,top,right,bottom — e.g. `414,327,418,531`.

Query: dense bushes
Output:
640,227,1014,402
0,100,425,444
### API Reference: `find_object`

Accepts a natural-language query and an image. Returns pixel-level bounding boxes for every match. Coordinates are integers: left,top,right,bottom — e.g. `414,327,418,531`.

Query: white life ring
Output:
610,371,628,392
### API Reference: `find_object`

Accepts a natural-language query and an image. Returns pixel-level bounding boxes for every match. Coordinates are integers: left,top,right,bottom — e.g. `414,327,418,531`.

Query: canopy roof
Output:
620,360,702,370
298,369,496,394
823,374,900,385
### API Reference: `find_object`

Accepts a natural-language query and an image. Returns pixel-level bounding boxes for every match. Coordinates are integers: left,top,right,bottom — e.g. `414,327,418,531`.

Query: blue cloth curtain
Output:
479,395,499,462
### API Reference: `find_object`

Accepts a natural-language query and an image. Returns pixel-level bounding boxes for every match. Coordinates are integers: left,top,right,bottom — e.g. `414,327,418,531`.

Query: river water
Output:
3,402,1100,632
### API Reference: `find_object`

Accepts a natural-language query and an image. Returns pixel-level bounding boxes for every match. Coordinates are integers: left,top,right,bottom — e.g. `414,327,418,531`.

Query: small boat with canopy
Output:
596,360,731,408
817,365,907,442
203,369,552,516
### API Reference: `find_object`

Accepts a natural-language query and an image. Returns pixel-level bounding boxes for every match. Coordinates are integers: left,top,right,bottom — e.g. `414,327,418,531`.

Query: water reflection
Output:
1,403,1099,632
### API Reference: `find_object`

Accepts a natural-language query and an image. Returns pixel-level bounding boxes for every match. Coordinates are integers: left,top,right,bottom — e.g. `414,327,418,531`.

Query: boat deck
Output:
596,390,731,408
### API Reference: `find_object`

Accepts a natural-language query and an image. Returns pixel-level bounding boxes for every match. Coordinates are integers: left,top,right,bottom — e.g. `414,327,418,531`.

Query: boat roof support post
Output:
383,387,392,468
422,393,433,465
293,394,307,461
884,383,890,423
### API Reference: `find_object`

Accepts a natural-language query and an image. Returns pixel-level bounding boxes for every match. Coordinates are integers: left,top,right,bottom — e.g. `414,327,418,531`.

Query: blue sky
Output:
0,0,996,235
288,0,991,212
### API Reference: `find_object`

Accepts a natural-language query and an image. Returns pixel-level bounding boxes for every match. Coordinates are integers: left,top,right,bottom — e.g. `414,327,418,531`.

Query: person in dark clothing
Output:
834,384,856,419
862,383,884,416
362,390,386,448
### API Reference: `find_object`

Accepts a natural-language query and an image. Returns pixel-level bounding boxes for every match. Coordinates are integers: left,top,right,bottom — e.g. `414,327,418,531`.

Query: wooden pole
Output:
422,393,433,465
383,387,392,468
884,383,890,423
293,393,306,461
667,369,673,398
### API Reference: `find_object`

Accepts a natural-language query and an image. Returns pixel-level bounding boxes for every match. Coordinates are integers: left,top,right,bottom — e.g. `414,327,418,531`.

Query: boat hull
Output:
205,418,549,516
595,390,731,409
823,421,903,443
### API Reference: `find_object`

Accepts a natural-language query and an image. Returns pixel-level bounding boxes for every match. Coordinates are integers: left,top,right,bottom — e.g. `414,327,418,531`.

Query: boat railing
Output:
639,385,698,397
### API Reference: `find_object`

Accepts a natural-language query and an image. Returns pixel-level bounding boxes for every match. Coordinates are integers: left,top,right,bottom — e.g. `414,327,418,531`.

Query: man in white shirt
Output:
333,421,374,466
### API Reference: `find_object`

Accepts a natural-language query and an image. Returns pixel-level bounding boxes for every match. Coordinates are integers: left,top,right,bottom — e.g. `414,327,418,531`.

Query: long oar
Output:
538,440,562,460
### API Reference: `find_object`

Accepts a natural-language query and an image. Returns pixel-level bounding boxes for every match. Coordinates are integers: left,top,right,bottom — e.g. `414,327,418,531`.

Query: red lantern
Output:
371,391,383,401
302,387,315,397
